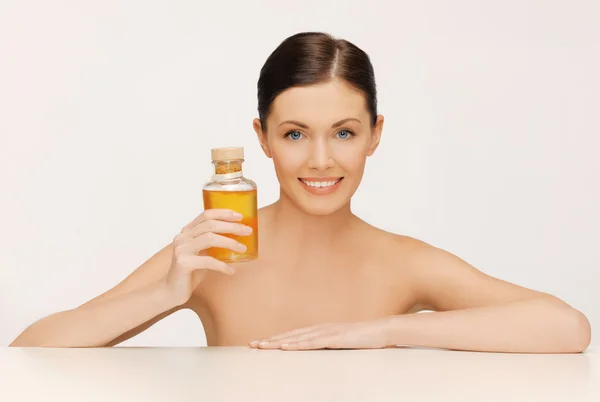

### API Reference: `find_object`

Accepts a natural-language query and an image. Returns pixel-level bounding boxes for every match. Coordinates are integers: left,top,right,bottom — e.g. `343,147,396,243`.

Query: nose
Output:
307,138,335,171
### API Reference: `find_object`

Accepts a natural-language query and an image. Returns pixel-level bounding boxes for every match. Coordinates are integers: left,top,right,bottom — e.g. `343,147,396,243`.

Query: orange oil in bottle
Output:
202,189,258,263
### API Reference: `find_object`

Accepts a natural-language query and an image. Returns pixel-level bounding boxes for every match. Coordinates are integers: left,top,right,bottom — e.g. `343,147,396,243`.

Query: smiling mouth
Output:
298,177,344,188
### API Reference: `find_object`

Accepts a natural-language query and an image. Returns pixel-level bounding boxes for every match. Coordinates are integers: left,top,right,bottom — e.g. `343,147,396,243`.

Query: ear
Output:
253,118,272,158
367,114,384,156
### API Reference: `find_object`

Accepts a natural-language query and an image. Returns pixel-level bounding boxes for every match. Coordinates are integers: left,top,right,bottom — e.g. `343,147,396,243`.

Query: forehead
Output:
269,79,368,125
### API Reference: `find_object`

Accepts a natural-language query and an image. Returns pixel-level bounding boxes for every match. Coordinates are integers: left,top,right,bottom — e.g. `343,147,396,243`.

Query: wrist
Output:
380,315,407,347
149,279,182,311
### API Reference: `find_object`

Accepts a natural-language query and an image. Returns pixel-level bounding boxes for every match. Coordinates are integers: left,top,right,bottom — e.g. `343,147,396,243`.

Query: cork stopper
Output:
211,147,244,162
211,147,244,174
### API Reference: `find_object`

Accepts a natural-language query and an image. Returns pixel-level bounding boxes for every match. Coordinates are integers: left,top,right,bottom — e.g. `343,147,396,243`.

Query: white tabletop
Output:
0,346,597,401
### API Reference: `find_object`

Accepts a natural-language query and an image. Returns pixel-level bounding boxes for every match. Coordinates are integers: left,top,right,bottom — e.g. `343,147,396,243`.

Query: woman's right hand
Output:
9,208,252,348
164,208,253,306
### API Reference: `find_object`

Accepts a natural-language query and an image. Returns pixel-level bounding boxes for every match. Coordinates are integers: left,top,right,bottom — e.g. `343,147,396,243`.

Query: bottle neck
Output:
212,160,243,181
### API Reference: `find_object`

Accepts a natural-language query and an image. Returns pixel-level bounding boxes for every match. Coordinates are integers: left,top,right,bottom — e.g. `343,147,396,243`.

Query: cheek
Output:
331,140,369,172
271,142,306,176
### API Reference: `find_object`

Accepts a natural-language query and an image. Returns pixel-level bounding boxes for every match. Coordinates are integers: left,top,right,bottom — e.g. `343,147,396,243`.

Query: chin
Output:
295,199,348,216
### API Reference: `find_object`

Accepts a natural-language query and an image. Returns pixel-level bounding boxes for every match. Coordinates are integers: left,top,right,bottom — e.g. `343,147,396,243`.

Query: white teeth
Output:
301,179,340,188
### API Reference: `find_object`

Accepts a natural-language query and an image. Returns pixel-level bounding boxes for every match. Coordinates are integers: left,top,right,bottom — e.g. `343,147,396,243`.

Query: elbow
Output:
541,296,591,353
9,332,44,348
570,309,591,353
559,307,591,353
9,336,34,347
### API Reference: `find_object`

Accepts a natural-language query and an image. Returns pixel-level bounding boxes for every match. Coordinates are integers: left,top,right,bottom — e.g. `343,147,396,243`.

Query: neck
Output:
267,189,359,250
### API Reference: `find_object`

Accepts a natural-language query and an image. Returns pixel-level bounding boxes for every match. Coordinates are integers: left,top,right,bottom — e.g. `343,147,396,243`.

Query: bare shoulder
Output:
361,225,556,313
358,223,426,261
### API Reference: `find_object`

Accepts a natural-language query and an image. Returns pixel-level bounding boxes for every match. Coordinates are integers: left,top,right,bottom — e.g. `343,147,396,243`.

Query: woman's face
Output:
254,79,384,216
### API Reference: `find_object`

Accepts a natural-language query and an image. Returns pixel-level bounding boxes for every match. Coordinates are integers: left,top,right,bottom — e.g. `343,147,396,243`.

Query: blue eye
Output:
337,129,354,139
285,130,302,141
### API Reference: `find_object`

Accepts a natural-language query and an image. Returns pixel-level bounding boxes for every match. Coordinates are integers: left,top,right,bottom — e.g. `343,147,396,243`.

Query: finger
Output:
262,325,342,349
186,232,247,255
187,219,253,238
180,254,235,275
257,330,325,349
268,323,334,342
252,325,319,346
250,327,313,348
281,336,335,351
182,209,243,232
253,324,331,348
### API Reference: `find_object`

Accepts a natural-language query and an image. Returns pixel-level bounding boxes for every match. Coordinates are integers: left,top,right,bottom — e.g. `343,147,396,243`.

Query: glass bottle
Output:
202,146,258,263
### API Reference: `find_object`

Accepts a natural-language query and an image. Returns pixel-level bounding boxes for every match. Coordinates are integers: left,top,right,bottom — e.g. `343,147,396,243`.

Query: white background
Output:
1,0,598,348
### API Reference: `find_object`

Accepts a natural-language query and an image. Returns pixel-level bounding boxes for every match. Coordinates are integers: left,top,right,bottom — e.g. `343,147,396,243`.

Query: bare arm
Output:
9,208,250,348
385,296,590,353
389,239,591,353
248,237,590,353
9,243,181,347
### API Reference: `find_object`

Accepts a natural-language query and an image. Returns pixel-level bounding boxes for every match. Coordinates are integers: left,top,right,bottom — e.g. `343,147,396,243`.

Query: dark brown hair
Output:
257,32,377,132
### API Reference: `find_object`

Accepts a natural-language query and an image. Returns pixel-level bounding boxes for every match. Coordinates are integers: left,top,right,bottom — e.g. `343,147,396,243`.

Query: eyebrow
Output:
278,118,362,129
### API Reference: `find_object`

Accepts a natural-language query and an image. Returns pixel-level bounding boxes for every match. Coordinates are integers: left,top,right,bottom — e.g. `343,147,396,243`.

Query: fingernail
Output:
236,243,247,252
249,340,258,346
242,226,253,234
258,341,269,347
233,212,243,219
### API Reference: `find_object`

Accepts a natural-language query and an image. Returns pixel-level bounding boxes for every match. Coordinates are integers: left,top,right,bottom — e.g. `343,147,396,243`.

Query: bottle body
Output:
202,158,258,263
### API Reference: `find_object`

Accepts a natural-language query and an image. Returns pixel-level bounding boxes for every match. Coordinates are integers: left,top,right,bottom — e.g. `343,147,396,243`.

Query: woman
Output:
10,32,591,353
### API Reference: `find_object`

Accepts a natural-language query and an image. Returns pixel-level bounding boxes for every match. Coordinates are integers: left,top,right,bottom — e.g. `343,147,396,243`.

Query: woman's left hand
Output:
249,318,392,351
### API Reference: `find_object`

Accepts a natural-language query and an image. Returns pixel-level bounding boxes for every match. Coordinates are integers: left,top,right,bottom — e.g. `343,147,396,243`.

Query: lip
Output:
299,177,343,182
298,177,344,196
